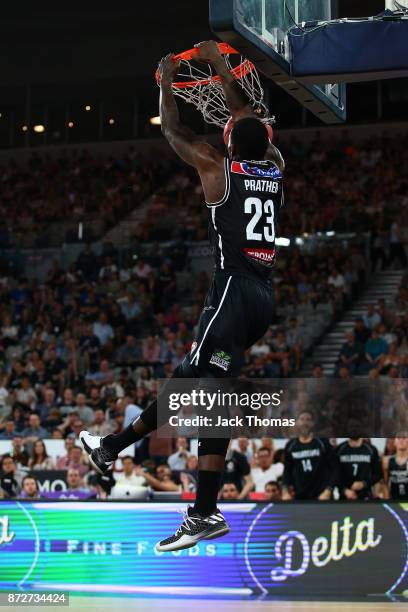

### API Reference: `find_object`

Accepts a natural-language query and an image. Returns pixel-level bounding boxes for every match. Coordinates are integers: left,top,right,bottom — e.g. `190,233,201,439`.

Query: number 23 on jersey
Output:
245,197,275,242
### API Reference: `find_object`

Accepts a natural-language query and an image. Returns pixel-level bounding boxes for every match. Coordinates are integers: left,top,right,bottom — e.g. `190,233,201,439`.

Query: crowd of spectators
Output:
335,275,408,378
0,148,172,248
1,428,407,503
0,235,368,447
0,131,407,504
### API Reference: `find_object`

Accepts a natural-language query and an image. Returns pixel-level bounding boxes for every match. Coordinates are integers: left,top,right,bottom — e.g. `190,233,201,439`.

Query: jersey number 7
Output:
245,197,275,242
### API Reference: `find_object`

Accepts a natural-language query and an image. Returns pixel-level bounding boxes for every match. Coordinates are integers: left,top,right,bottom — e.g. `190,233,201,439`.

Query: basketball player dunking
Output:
80,41,284,551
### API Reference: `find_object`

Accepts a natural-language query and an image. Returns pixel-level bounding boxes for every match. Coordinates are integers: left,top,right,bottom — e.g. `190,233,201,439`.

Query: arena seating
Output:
0,132,407,502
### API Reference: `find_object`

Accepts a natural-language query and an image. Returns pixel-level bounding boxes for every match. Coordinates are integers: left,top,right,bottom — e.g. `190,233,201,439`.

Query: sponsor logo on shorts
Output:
244,248,275,265
209,349,232,372
190,341,197,353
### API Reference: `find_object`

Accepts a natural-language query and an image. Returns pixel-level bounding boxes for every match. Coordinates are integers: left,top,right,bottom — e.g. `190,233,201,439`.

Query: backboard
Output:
210,0,346,123
235,0,334,64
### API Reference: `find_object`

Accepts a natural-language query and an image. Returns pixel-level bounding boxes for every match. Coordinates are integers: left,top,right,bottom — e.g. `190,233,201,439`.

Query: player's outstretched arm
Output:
158,54,222,171
195,41,254,122
195,42,285,172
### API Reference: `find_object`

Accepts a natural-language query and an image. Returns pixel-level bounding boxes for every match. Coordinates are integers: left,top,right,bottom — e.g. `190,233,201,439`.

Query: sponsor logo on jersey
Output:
244,248,275,265
231,160,282,179
209,349,232,372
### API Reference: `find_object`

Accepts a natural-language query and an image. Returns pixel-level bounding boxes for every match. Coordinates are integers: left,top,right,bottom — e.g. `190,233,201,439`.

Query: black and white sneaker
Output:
155,506,230,552
79,431,117,475
203,509,230,540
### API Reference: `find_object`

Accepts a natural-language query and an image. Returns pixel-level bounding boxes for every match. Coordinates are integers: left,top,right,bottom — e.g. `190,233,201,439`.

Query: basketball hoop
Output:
155,43,274,129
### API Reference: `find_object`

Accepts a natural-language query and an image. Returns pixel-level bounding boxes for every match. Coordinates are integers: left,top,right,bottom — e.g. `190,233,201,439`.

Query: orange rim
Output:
174,42,238,61
155,43,255,89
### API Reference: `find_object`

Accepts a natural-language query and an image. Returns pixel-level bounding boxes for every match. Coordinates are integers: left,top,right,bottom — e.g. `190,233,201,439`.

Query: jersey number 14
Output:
245,197,275,242
302,459,313,472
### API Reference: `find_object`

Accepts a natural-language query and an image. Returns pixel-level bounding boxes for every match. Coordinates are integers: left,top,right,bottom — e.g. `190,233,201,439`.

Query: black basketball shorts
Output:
188,270,274,378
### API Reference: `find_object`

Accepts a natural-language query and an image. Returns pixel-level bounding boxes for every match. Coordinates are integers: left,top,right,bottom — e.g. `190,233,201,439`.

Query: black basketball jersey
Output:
335,440,382,499
283,437,334,500
388,455,408,500
207,157,284,280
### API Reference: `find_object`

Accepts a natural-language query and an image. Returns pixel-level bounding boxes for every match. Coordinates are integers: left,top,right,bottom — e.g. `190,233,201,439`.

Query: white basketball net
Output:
168,54,274,129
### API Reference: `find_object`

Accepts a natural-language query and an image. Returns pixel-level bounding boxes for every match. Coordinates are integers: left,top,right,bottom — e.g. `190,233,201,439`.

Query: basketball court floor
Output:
72,597,408,611
15,595,408,611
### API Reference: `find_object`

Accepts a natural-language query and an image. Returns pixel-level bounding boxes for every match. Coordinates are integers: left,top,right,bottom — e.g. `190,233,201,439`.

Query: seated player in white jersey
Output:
80,40,284,552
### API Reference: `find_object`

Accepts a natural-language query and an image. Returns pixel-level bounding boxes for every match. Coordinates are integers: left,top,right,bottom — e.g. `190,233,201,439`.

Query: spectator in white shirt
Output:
363,304,381,330
28,440,55,471
122,397,143,427
132,258,152,280
58,388,77,415
98,256,118,280
88,409,115,437
232,437,254,463
168,437,192,471
250,338,270,358
74,393,95,425
101,373,124,400
93,312,114,347
328,268,345,291
377,323,396,347
117,396,144,458
15,376,37,409
251,446,284,492
1,314,18,345
120,292,141,320
114,456,147,488
0,371,10,417
119,266,132,283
